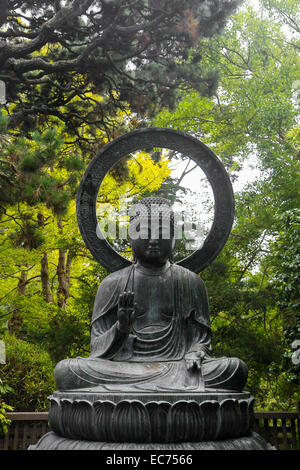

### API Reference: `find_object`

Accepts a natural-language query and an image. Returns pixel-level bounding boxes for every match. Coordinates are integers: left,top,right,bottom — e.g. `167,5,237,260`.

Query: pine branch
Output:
0,0,94,67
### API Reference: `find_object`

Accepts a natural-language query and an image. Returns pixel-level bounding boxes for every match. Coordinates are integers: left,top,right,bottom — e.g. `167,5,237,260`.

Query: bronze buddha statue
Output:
54,197,247,393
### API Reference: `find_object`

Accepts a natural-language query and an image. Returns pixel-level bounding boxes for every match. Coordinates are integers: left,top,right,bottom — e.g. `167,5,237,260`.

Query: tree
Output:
269,210,300,385
0,0,242,140
0,1,248,412
153,0,300,409
154,0,299,291
0,106,173,357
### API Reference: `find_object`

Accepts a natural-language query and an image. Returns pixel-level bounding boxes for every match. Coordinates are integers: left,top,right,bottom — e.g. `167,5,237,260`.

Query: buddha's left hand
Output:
185,350,205,371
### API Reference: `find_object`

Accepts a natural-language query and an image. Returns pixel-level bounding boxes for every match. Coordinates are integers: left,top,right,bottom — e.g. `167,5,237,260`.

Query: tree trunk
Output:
8,270,27,334
41,252,53,303
57,248,68,309
37,212,53,303
66,249,74,287
56,220,72,309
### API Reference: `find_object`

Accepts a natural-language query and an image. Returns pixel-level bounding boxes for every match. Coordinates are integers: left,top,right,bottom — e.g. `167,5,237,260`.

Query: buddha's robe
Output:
54,263,248,392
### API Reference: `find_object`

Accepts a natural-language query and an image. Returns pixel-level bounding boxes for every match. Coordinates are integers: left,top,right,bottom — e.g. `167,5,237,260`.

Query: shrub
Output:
0,379,13,437
1,334,55,411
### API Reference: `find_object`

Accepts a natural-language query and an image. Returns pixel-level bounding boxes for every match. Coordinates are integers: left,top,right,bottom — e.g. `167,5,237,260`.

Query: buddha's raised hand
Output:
117,291,137,334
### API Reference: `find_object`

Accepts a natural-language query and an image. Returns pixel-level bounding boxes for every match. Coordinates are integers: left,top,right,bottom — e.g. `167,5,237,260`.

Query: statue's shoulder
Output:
172,264,203,282
98,265,133,288
172,264,207,293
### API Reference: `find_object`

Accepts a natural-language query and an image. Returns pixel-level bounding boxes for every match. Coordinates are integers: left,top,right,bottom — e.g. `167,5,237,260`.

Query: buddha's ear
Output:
130,245,137,263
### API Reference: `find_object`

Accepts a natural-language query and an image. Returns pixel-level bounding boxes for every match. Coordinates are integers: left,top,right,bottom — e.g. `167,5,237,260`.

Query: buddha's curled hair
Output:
129,197,174,229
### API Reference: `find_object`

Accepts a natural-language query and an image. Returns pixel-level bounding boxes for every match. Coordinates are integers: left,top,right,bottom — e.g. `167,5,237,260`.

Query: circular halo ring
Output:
76,128,234,273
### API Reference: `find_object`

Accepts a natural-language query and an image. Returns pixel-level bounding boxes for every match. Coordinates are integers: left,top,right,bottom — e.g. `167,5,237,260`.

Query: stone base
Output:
48,390,255,443
29,431,269,450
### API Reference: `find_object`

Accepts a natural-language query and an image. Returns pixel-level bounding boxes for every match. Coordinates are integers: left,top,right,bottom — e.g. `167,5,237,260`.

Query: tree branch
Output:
0,0,94,67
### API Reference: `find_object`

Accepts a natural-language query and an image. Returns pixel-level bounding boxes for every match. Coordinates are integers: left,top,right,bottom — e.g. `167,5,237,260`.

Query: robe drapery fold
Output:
90,264,211,362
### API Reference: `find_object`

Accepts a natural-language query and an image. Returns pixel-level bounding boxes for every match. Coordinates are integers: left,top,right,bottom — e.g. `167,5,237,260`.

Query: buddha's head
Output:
129,197,175,267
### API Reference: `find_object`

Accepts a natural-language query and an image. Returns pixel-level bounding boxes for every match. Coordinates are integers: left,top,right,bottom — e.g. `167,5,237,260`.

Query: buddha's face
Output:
129,219,175,268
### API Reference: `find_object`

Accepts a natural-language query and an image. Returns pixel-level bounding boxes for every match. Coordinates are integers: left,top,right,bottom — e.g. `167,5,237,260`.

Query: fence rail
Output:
0,412,50,451
1,405,300,450
253,407,300,450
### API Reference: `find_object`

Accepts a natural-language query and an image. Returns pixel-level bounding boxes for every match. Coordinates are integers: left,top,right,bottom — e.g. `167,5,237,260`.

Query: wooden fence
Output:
0,405,299,450
0,412,50,451
253,405,300,450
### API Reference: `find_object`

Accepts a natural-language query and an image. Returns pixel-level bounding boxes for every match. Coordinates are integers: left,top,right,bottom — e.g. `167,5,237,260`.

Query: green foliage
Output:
0,123,79,215
9,217,45,250
0,400,13,438
0,379,14,438
61,155,85,172
282,313,300,384
0,0,241,137
19,298,92,363
0,113,8,133
1,334,55,411
270,210,300,384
